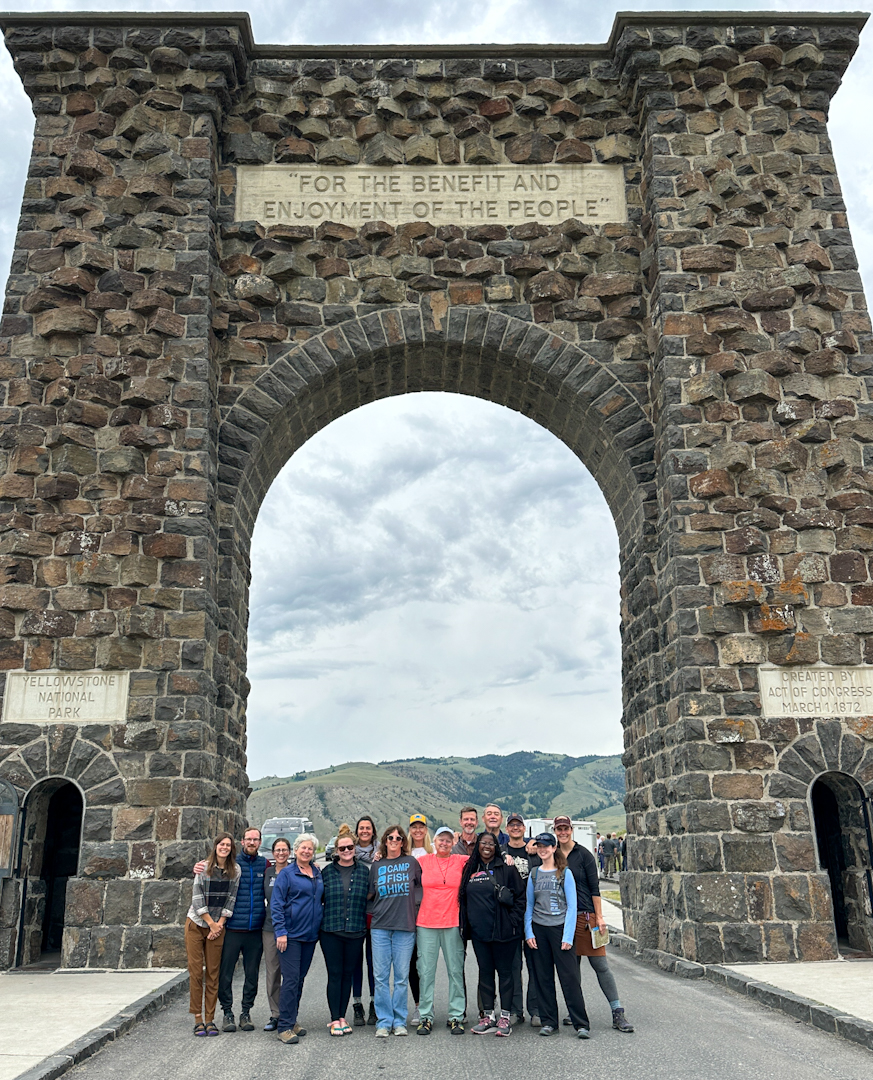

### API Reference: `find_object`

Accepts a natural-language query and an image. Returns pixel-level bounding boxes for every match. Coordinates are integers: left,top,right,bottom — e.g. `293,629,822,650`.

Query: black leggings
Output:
530,922,589,1030
471,938,516,1015
409,941,420,1003
320,932,365,1022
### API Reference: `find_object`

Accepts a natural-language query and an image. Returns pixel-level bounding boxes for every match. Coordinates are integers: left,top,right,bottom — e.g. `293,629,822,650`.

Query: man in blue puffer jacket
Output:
219,828,266,1031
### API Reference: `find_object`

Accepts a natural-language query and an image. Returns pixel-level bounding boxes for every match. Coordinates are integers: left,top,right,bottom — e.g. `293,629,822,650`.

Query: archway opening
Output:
17,780,83,968
811,772,873,955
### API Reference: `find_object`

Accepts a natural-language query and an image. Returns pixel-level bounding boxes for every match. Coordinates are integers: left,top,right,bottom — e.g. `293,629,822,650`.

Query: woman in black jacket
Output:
459,832,525,1037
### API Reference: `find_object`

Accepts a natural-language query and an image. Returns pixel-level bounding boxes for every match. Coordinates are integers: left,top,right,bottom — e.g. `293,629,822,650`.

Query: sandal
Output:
205,1022,219,1036
193,1023,207,1037
329,1022,345,1036
341,1022,353,1035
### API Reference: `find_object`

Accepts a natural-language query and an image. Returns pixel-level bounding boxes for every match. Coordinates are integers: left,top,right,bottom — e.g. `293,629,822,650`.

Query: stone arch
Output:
214,308,655,800
0,733,125,810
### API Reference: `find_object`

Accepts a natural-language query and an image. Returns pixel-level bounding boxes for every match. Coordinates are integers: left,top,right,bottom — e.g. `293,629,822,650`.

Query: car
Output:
259,816,313,859
325,835,338,859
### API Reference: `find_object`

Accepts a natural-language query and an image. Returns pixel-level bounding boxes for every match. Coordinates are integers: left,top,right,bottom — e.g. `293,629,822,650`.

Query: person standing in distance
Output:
452,807,479,856
194,827,266,1034
502,812,541,1026
550,816,634,1034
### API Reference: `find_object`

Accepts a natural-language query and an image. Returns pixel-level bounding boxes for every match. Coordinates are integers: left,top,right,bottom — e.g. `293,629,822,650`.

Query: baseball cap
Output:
535,832,557,846
552,815,572,828
506,812,524,825
434,826,454,838
409,813,427,825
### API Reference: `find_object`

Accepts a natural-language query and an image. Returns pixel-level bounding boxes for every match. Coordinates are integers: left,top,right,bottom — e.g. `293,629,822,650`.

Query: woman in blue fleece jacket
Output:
271,833,324,1045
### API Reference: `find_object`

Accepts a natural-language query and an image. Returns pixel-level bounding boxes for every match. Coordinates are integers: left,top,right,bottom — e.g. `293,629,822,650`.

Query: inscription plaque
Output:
236,163,627,227
1,670,130,724
758,666,873,718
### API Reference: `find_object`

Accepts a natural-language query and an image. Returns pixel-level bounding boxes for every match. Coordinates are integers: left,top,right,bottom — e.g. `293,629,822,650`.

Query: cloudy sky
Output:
1,2,871,779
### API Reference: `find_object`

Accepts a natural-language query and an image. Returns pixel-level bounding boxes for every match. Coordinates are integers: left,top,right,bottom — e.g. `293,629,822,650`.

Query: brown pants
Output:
186,918,224,1022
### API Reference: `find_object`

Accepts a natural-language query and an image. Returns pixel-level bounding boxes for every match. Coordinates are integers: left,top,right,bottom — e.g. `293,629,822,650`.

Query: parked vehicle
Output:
523,818,597,855
259,816,313,859
324,835,337,859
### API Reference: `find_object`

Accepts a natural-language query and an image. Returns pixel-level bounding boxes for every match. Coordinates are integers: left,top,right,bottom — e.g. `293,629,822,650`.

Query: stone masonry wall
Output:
0,12,870,967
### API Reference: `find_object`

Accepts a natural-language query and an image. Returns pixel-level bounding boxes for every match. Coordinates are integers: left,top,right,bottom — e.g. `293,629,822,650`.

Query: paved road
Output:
66,950,870,1080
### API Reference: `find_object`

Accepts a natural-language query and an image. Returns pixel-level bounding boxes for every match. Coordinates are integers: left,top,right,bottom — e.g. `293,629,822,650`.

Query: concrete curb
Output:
12,971,189,1080
606,926,873,1052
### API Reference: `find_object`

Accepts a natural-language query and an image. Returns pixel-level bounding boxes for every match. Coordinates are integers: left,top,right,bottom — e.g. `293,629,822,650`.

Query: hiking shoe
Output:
393,1026,408,1036
612,1008,634,1033
450,1020,465,1035
368,1002,377,1026
417,1019,432,1035
539,1025,557,1036
472,1016,497,1034
577,1027,591,1039
277,1030,298,1044
263,1017,278,1032
293,1023,307,1037
222,1013,236,1033
375,1027,390,1038
238,1012,254,1031
495,1015,512,1037
530,1014,542,1028
353,1003,365,1027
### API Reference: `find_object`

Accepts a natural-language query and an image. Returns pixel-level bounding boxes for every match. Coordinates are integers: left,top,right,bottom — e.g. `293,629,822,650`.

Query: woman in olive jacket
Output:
458,832,525,1037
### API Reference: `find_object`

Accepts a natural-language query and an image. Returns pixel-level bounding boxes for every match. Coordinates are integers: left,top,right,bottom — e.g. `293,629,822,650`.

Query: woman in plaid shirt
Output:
185,833,241,1036
320,828,370,1035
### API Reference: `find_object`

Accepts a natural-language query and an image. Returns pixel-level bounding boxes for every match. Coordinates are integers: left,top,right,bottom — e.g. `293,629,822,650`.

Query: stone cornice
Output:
0,9,868,59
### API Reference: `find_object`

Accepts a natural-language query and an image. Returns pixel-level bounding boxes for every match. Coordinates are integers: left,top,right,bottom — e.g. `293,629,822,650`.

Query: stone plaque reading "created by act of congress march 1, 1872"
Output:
236,163,627,228
1,670,130,724
758,666,873,718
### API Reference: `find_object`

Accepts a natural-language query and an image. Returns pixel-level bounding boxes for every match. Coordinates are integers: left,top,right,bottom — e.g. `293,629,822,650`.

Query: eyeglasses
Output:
337,845,355,852
386,835,403,842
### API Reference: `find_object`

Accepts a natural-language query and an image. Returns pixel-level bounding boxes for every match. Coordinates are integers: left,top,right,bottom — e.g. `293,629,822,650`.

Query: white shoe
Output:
410,1006,420,1025
530,1014,542,1028
375,1028,390,1038
393,1026,408,1036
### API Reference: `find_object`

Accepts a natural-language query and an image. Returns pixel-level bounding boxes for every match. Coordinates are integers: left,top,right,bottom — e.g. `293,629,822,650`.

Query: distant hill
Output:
248,751,626,843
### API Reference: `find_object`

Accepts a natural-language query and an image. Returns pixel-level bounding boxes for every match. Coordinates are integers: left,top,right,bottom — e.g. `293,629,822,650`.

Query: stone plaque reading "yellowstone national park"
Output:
235,163,626,227
758,666,873,718
1,670,130,724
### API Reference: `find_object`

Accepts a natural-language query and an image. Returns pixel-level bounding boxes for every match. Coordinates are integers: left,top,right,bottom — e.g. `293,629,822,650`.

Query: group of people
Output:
596,832,626,876
184,803,635,1043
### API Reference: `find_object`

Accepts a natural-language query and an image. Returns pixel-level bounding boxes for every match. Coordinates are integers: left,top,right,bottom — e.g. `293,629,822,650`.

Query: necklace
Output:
435,854,452,884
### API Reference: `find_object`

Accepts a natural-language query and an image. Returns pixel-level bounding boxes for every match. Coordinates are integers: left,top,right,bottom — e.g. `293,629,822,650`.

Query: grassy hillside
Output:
248,751,626,842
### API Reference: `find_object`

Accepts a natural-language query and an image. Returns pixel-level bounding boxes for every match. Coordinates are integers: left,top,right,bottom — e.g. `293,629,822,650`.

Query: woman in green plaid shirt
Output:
320,829,370,1035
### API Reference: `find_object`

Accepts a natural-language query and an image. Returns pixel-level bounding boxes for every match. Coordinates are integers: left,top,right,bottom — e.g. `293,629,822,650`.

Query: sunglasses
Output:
337,844,355,852
386,835,403,842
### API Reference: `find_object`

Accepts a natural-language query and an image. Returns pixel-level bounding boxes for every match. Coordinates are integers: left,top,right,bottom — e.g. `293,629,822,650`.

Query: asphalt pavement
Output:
63,947,871,1080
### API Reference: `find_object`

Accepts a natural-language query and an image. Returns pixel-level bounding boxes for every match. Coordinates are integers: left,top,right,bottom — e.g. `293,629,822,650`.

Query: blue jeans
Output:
277,939,317,1032
371,928,415,1030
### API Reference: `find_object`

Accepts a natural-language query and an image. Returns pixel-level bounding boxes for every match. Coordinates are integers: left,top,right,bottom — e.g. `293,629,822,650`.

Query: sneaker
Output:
375,1027,390,1038
471,1015,497,1035
530,1014,542,1028
368,1002,377,1026
417,1019,432,1035
393,1026,408,1036
612,1008,634,1033
410,1005,420,1025
495,1015,512,1037
293,1024,307,1037
539,1025,557,1036
238,1013,254,1031
562,1016,573,1026
577,1027,591,1039
222,1013,236,1033
353,1003,365,1027
509,1013,524,1025
450,1020,465,1035
277,1030,298,1044
263,1017,278,1032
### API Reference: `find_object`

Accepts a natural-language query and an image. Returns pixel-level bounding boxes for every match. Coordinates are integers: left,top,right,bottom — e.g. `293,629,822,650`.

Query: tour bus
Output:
524,818,597,855
259,816,314,859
